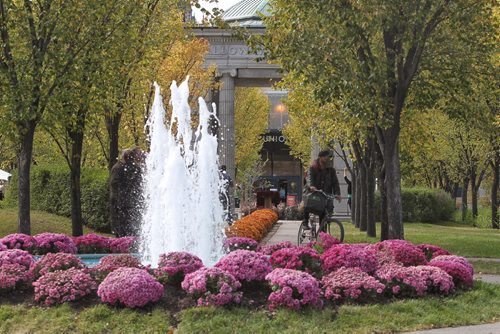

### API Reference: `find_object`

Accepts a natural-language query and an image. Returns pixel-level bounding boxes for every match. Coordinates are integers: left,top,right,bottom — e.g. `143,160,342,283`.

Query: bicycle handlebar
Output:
309,189,341,201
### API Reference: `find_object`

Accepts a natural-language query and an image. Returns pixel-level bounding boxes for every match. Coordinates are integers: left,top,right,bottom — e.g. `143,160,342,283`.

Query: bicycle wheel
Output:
326,218,345,242
297,223,314,246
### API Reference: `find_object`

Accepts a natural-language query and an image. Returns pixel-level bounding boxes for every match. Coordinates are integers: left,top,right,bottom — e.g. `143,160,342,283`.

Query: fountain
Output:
140,78,225,266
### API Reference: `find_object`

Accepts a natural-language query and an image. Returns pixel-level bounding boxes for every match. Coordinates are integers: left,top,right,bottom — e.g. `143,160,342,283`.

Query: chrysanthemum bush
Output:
154,252,203,285
98,267,163,308
225,209,278,241
223,237,258,252
429,255,474,289
0,249,35,269
417,244,451,261
321,244,379,274
0,264,34,292
73,234,111,254
33,253,84,278
0,233,36,252
181,267,242,306
308,232,341,254
34,233,77,254
257,241,294,256
265,268,323,310
368,240,427,267
322,267,385,303
0,243,7,251
109,237,136,253
270,246,321,276
33,268,97,306
92,254,143,282
215,250,272,283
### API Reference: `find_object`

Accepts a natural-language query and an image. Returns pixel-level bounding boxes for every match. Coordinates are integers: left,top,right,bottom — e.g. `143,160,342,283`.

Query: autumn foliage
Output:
226,209,279,242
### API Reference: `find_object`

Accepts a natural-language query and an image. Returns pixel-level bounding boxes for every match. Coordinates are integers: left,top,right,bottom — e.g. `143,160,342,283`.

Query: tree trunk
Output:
461,176,469,221
491,156,499,229
105,112,122,172
17,121,37,235
351,171,356,222
367,166,376,237
470,168,478,219
354,166,362,228
384,132,403,239
69,130,84,237
359,164,367,232
380,175,389,241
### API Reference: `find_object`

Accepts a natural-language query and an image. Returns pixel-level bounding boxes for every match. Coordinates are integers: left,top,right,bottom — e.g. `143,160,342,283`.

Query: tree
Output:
0,0,129,234
261,0,494,239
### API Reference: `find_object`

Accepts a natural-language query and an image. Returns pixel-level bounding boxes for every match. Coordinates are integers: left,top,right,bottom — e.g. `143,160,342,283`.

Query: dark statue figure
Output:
109,148,145,237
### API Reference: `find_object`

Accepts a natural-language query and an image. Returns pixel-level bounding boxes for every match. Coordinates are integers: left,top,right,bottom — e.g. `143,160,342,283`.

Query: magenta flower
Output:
270,246,321,275
375,264,429,297
34,233,77,254
215,250,272,283
265,268,323,310
321,244,378,274
0,233,36,253
257,241,294,256
223,237,259,252
154,252,203,285
33,268,97,306
322,267,385,302
33,253,85,278
429,255,473,289
73,234,112,254
367,240,427,267
0,263,34,292
92,254,143,282
0,243,7,251
417,244,451,261
109,237,136,253
0,249,35,270
181,267,242,306
98,267,164,308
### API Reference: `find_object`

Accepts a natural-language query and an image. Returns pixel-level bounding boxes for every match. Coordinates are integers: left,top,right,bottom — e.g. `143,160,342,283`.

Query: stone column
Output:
217,70,237,181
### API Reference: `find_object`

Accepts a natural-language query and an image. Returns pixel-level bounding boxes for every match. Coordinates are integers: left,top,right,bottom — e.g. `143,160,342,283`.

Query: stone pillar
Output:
217,70,237,181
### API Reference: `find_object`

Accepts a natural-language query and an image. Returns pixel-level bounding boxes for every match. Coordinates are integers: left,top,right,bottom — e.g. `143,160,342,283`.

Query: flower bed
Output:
92,254,143,281
0,233,36,252
33,253,84,278
322,267,385,302
33,233,77,254
225,209,278,241
321,244,379,274
73,234,111,254
368,240,427,267
257,241,294,256
429,255,474,289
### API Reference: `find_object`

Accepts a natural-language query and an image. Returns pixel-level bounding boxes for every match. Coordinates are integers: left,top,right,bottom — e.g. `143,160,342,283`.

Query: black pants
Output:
303,201,334,230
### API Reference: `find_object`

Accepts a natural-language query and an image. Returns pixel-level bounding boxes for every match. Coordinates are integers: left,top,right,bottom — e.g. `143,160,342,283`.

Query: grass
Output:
452,207,495,229
341,221,500,258
470,261,500,275
0,208,110,237
176,282,500,334
0,282,499,333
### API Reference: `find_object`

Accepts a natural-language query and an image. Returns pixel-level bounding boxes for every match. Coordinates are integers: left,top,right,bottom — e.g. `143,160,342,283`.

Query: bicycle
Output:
297,190,345,246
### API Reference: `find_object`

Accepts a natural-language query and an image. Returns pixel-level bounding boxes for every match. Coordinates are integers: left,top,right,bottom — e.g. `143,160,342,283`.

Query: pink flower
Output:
265,268,323,310
154,252,203,285
0,249,35,270
270,246,321,275
257,241,294,256
367,240,427,267
109,237,136,253
33,253,84,278
0,263,34,291
0,233,36,253
181,267,242,306
73,234,112,254
223,237,259,252
429,255,473,289
33,268,97,306
34,233,77,254
92,254,142,281
215,250,272,283
98,267,163,308
322,267,385,302
321,244,378,274
376,264,428,297
417,244,451,261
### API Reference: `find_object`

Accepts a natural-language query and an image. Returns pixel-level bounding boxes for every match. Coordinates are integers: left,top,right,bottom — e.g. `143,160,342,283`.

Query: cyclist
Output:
301,150,341,230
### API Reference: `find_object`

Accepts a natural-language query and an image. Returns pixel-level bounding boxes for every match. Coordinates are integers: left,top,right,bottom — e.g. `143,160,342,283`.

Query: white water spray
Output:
140,78,225,266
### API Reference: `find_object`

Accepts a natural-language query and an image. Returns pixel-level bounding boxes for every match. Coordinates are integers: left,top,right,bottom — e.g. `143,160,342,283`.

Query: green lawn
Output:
342,221,500,258
470,261,500,275
2,282,499,334
0,208,110,236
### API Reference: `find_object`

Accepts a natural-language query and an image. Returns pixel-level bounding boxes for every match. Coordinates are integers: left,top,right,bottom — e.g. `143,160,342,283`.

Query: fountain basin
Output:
34,253,141,267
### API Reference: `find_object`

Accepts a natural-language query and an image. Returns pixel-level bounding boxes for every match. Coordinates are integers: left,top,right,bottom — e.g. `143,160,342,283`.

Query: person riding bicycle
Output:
301,150,341,230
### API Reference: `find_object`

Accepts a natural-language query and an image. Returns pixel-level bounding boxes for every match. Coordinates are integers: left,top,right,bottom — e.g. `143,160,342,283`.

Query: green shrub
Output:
4,165,110,232
375,187,455,223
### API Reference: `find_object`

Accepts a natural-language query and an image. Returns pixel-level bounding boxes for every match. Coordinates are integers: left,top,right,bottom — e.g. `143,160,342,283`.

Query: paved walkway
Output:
404,322,500,334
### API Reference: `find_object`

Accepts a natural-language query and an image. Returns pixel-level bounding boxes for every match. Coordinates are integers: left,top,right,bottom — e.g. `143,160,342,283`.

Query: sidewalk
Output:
404,322,500,334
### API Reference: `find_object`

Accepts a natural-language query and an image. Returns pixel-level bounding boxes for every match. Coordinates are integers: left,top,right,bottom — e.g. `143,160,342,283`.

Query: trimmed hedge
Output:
376,187,455,223
4,166,110,232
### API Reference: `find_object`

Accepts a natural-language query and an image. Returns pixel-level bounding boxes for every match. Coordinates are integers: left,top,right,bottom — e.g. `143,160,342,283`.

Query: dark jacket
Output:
308,159,340,196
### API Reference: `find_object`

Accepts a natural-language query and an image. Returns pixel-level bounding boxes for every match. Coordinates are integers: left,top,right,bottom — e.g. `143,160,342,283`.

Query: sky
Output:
193,0,242,22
